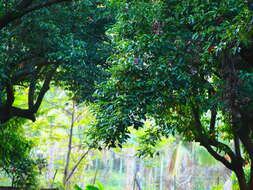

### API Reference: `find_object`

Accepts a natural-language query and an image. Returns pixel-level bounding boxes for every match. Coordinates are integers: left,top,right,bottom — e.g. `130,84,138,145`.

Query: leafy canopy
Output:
91,0,253,189
0,0,114,123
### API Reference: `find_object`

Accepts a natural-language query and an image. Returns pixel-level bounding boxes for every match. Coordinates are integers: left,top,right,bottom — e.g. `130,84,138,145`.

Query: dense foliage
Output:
91,0,253,189
0,119,38,188
0,0,113,123
1,0,253,189
0,1,113,188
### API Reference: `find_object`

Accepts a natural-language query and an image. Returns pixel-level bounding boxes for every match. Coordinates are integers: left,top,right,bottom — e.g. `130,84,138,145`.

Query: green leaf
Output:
73,184,83,190
85,185,99,190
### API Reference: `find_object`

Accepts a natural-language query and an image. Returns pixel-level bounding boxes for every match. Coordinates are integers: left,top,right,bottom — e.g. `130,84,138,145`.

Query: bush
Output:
0,119,38,189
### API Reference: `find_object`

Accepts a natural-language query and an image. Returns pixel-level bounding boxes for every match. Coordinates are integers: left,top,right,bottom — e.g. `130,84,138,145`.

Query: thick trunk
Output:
0,106,36,123
0,106,12,123
235,168,250,190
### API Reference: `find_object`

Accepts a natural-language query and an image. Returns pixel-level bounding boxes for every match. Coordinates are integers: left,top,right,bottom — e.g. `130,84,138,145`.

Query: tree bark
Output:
235,168,249,190
191,105,253,190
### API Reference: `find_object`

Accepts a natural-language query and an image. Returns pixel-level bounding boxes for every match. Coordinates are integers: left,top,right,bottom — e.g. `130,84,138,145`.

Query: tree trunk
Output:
125,148,135,190
63,102,75,186
235,168,249,190
159,155,164,190
65,149,90,184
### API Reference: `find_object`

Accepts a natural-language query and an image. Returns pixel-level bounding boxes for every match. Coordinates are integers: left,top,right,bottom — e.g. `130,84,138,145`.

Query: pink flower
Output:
208,46,215,52
87,17,94,21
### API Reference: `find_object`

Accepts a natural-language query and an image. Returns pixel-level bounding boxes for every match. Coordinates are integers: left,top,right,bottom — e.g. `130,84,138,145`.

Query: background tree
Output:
24,88,94,188
0,0,113,123
91,1,253,189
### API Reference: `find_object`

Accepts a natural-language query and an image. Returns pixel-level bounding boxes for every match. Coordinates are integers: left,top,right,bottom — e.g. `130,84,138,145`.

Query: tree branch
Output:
5,83,15,108
16,0,34,10
12,67,36,83
0,0,74,29
28,70,38,109
234,136,241,158
202,143,234,170
32,65,58,113
210,108,217,134
11,107,36,122
12,60,56,83
2,65,59,123
191,105,234,170
65,149,91,183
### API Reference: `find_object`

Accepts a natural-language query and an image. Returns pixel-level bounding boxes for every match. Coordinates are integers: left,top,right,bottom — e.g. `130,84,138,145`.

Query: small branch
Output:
46,101,72,115
71,143,86,149
92,168,98,185
65,149,91,183
51,169,58,188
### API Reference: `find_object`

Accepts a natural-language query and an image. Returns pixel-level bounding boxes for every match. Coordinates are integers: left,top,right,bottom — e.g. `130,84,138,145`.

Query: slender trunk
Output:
63,102,75,186
92,167,98,185
52,169,58,185
49,122,56,188
160,155,164,190
125,148,135,190
120,157,123,174
134,159,141,190
65,149,90,184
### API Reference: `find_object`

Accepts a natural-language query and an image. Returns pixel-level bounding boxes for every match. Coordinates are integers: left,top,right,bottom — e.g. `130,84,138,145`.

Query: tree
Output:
91,1,253,189
62,100,91,187
24,88,95,188
0,0,113,123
